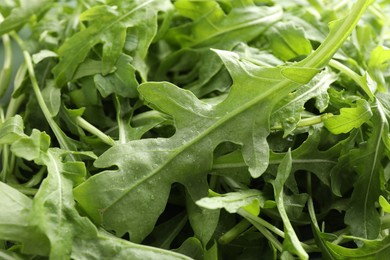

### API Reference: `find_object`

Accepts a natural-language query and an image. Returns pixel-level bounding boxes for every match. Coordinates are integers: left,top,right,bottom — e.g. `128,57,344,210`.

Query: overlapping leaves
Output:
74,0,371,243
1,0,389,259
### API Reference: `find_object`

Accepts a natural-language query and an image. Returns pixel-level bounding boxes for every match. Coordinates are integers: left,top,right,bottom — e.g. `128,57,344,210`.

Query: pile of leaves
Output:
1,0,390,259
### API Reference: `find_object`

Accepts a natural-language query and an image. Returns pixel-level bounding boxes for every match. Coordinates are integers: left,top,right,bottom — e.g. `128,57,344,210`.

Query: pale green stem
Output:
114,96,128,145
9,185,38,195
238,208,283,252
75,116,116,146
219,219,252,245
271,113,333,131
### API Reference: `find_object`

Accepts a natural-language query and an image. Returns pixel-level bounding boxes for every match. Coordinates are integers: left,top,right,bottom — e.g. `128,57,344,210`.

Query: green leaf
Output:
41,81,61,117
196,189,265,214
308,188,338,260
0,181,33,245
11,129,50,162
0,0,52,35
272,69,336,136
214,127,342,187
272,151,308,260
173,237,204,260
324,99,373,134
167,1,282,48
0,115,25,145
379,195,390,213
52,0,172,87
368,45,390,69
31,50,58,64
94,54,139,98
325,236,390,259
267,21,313,61
74,1,370,242
345,105,386,239
186,193,220,247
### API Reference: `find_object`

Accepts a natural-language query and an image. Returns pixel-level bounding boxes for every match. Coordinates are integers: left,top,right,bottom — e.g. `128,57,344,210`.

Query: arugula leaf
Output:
272,69,336,136
324,99,373,134
345,105,386,239
267,21,312,61
196,189,266,214
0,0,52,36
52,0,172,87
272,151,308,259
379,195,390,213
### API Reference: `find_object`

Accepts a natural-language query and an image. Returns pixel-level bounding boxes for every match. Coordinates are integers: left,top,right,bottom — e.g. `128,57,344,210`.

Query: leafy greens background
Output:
1,0,390,259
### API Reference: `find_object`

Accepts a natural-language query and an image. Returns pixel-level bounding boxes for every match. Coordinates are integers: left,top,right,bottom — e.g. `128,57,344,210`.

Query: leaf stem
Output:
271,113,333,131
238,208,283,252
8,185,38,195
219,219,252,245
75,116,116,146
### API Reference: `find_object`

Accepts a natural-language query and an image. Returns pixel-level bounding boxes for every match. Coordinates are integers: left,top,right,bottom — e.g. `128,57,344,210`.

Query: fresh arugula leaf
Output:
324,99,373,134
52,0,172,87
267,21,312,61
0,0,52,36
272,151,308,259
379,195,390,213
345,106,386,239
196,189,266,214
272,69,336,136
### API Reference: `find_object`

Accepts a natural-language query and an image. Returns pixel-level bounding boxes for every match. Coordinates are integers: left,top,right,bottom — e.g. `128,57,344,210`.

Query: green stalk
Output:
114,96,129,145
75,116,116,146
219,219,252,245
238,208,283,252
271,113,333,131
